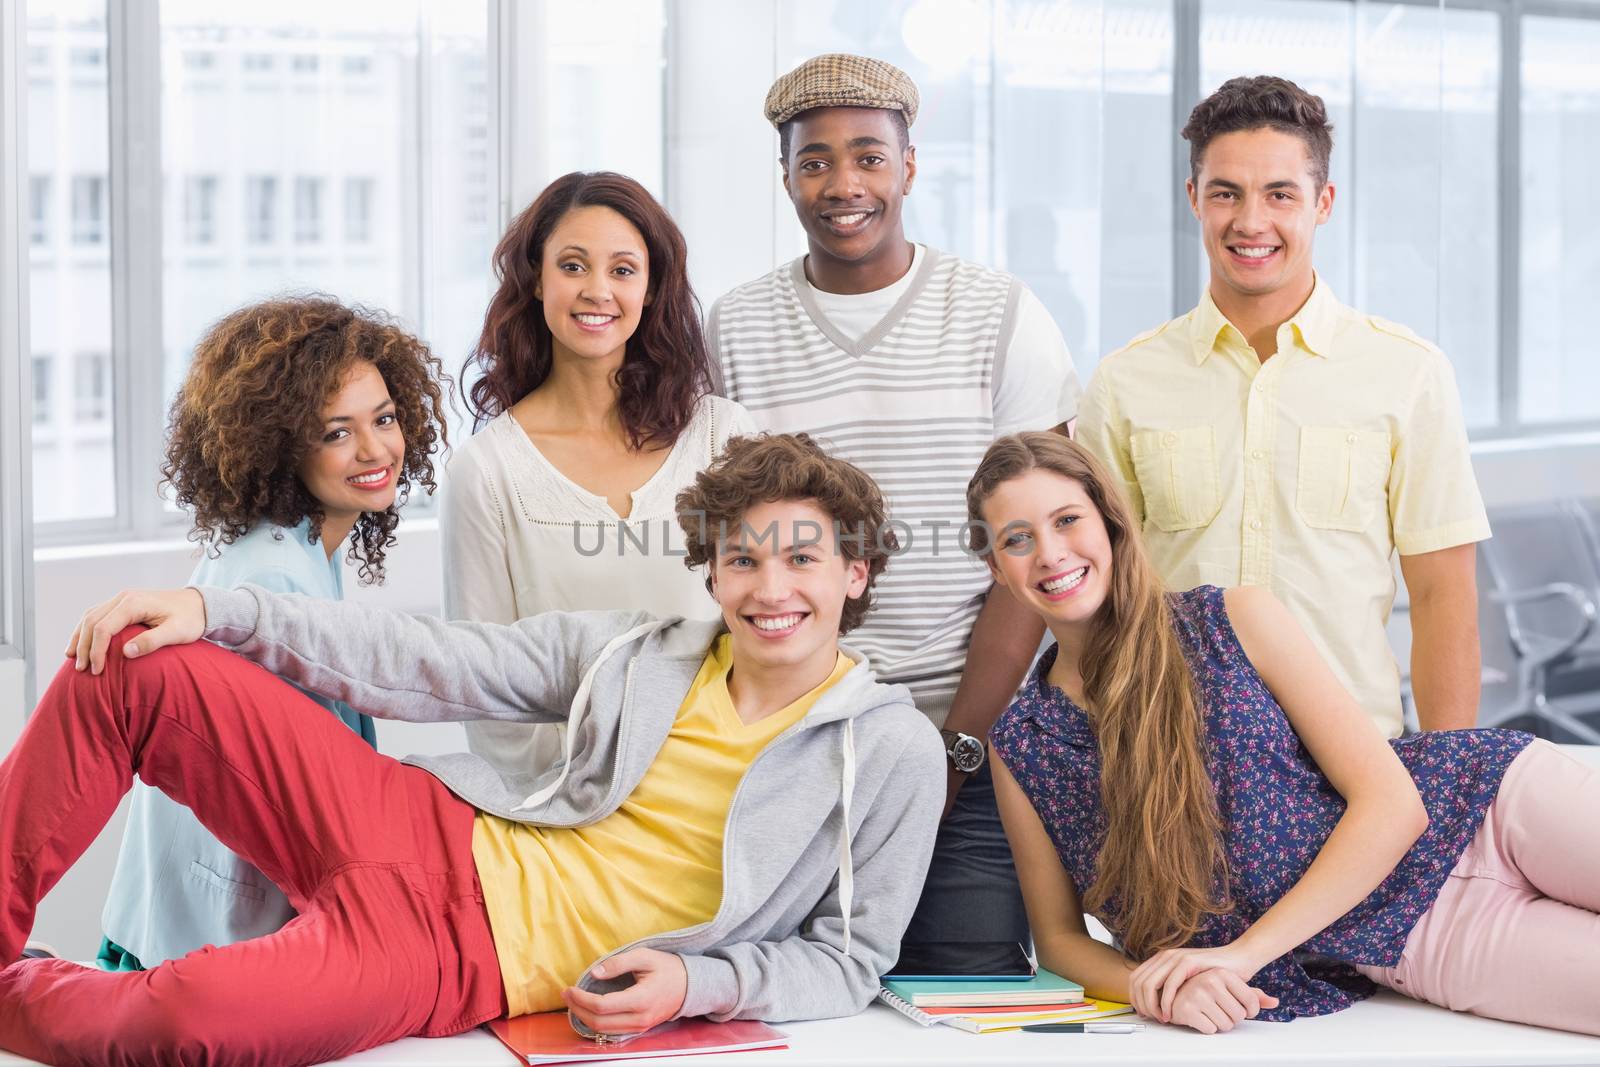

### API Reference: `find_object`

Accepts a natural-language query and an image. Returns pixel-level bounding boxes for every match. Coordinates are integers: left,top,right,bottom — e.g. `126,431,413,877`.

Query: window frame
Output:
2,0,37,697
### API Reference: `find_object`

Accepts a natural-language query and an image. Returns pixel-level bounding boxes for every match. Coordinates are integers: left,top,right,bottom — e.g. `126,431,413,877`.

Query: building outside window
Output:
73,352,109,423
294,177,324,243
28,175,50,245
343,176,374,243
183,175,218,245
246,176,277,244
31,357,51,426
69,175,105,245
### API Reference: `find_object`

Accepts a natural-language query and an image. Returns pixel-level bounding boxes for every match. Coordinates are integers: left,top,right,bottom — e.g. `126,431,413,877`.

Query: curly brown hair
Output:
675,433,897,635
1182,75,1333,189
162,296,449,584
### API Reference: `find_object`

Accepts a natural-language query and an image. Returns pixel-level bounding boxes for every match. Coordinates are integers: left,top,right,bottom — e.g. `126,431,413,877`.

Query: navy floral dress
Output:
990,585,1533,1020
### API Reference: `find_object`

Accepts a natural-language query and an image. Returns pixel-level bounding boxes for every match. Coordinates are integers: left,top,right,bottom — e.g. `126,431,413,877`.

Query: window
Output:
1520,12,1600,425
183,176,218,245
28,2,117,524
246,176,277,244
73,352,109,423
28,175,49,245
69,175,105,245
1196,1,1499,427
182,50,216,72
294,177,324,243
159,2,495,490
996,0,1174,376
31,357,51,426
344,177,374,243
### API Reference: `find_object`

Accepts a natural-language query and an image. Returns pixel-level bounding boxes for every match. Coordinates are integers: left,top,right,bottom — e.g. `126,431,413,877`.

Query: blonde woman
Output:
967,432,1599,1036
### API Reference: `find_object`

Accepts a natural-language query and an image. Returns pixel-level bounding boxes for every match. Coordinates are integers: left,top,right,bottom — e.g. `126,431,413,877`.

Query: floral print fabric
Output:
990,584,1533,1020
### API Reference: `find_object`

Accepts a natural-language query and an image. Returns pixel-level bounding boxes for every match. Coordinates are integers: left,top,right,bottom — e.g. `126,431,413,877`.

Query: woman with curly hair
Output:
445,171,753,778
97,296,448,972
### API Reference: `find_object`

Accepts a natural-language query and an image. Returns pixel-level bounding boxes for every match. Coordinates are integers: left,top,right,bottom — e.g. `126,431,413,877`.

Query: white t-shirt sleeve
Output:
439,444,519,626
992,284,1081,435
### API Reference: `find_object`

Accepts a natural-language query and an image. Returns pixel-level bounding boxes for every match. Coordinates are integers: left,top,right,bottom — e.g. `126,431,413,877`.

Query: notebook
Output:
876,987,1135,1034
921,1000,1088,1015
486,1013,788,1065
881,967,1084,1008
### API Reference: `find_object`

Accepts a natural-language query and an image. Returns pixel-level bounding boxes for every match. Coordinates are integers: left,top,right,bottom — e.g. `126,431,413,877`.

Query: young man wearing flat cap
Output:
708,52,1080,971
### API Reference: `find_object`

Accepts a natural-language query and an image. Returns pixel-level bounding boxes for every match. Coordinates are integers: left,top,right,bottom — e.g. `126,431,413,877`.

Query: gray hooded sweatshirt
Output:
198,584,946,1026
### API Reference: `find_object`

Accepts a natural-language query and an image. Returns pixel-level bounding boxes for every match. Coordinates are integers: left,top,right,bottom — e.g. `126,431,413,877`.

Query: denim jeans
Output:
897,760,1030,967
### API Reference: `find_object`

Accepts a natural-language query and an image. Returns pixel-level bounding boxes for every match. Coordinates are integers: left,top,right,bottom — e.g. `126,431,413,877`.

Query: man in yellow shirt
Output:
1076,75,1489,737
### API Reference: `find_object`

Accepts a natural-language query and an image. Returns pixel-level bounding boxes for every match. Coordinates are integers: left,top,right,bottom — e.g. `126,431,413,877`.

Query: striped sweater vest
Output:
709,248,1022,726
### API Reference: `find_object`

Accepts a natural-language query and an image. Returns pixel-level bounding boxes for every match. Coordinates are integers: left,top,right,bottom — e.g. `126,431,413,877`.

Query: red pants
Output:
0,629,506,1066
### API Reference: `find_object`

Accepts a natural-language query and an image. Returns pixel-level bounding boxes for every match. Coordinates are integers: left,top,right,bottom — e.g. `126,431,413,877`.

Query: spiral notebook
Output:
875,986,1135,1034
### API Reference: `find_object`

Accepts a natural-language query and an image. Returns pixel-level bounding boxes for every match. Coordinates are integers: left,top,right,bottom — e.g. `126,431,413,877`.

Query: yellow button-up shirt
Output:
1077,279,1489,737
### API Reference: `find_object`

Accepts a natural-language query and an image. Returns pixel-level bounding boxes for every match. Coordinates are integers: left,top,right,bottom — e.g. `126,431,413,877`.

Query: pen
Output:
1020,1022,1145,1034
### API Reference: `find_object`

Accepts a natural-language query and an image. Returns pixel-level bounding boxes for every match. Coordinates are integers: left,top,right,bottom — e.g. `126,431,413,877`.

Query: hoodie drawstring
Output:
512,619,667,813
837,717,857,958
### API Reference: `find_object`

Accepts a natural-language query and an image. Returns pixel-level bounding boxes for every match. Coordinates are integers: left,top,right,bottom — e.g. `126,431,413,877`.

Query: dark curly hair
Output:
462,171,712,448
162,296,449,584
675,433,897,635
1182,75,1333,189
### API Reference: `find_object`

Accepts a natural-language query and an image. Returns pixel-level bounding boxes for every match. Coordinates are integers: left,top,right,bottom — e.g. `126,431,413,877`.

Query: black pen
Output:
1020,1022,1145,1034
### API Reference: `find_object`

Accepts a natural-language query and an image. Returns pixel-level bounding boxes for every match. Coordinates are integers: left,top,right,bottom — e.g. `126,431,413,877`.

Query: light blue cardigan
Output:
99,518,376,968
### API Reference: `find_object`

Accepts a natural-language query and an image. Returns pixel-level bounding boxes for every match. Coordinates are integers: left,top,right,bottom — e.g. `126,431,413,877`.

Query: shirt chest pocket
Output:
1129,426,1222,532
1295,426,1393,532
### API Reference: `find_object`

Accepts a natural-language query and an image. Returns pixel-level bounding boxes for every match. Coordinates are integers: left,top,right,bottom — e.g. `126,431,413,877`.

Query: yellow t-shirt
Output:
472,635,853,1016
1076,277,1490,737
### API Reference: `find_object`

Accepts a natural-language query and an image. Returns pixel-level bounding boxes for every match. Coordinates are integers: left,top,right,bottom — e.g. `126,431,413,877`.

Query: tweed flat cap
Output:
764,53,919,128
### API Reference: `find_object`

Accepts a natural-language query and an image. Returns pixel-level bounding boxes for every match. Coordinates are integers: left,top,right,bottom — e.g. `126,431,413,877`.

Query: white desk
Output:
333,994,1600,1067
4,992,1597,1067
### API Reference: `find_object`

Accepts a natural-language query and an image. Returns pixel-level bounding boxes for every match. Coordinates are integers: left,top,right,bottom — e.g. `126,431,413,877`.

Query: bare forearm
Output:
943,585,1045,738
1409,593,1481,731
1036,929,1136,1003
1233,799,1424,972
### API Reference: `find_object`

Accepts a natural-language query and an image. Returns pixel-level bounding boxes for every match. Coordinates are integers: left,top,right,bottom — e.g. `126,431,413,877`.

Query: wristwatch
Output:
939,729,986,774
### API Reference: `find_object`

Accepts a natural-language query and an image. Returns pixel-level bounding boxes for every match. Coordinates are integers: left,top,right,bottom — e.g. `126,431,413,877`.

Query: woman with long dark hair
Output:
443,172,752,776
968,432,1599,1036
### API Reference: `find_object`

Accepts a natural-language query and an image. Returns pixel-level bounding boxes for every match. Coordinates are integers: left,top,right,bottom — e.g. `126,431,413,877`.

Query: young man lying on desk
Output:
0,432,945,1067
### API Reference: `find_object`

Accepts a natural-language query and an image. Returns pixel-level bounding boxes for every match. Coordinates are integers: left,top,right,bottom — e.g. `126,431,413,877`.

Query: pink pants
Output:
1355,739,1600,1036
0,630,506,1066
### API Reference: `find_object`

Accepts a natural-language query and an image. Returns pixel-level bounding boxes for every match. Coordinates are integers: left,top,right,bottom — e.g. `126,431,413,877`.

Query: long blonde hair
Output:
966,432,1231,958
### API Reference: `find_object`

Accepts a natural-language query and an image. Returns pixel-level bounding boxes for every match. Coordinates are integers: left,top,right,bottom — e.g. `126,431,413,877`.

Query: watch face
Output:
951,734,985,773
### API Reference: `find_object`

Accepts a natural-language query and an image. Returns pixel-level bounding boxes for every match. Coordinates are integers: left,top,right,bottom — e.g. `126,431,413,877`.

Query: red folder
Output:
486,1012,788,1065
